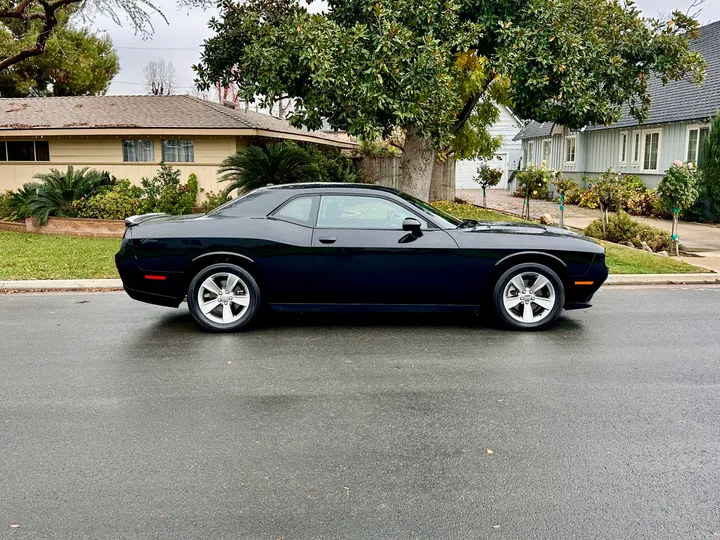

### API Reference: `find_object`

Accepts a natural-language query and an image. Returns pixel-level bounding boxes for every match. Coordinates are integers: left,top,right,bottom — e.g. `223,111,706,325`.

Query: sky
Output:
99,0,720,97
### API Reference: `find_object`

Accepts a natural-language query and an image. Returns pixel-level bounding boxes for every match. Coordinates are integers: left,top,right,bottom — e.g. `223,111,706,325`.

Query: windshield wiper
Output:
456,219,479,229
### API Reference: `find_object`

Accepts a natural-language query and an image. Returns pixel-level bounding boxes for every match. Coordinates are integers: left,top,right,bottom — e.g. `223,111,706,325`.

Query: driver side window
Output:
316,195,425,229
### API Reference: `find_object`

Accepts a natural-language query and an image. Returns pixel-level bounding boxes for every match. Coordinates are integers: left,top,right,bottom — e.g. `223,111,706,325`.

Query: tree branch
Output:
0,0,81,72
450,77,496,135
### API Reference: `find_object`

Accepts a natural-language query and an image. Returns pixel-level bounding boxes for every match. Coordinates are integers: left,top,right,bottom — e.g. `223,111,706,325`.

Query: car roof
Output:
262,182,403,195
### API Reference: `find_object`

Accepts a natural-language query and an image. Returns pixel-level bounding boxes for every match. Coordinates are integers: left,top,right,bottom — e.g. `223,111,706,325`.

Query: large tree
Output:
0,12,119,97
0,0,207,73
194,0,704,200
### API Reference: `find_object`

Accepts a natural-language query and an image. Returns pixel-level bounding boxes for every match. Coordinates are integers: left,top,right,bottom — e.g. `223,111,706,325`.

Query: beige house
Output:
0,95,355,195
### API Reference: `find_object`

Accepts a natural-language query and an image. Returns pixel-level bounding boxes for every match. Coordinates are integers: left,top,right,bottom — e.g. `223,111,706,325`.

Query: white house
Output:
455,105,523,191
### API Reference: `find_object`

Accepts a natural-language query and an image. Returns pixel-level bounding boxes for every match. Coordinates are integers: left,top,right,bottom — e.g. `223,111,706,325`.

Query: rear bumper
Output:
115,252,184,308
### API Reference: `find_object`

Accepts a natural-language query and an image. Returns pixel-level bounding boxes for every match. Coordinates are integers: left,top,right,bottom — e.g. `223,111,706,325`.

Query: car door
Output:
310,194,460,305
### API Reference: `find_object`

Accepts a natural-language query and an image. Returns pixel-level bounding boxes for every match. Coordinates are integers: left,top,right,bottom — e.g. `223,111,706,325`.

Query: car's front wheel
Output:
492,263,564,330
187,263,260,332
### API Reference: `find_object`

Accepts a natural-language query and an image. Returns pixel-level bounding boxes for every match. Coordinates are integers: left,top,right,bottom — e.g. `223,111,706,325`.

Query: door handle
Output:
318,237,337,244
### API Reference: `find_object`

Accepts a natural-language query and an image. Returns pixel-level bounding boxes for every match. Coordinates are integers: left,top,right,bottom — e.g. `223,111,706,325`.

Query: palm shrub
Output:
0,184,41,221
218,143,320,195
657,160,700,254
29,166,112,224
473,164,502,207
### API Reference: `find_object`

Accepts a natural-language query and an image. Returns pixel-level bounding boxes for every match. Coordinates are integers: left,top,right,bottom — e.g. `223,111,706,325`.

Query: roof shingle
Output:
0,94,355,146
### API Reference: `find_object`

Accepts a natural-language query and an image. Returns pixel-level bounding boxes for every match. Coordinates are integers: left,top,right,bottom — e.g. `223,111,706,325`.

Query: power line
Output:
114,80,198,89
115,46,202,51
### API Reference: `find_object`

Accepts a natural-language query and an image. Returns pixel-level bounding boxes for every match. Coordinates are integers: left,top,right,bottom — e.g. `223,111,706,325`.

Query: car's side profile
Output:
115,183,608,331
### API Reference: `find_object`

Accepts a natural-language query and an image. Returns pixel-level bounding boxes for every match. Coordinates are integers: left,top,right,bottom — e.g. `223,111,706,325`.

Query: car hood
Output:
459,221,593,240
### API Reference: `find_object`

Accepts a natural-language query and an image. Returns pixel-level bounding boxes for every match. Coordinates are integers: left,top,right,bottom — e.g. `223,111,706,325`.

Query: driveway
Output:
1,291,719,539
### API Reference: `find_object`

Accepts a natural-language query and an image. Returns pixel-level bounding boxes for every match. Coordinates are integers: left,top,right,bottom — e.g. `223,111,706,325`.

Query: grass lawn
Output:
0,231,120,280
0,201,710,279
432,201,710,275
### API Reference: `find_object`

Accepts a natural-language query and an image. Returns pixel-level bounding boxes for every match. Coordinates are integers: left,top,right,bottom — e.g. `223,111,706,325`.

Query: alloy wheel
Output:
196,272,251,324
502,271,557,324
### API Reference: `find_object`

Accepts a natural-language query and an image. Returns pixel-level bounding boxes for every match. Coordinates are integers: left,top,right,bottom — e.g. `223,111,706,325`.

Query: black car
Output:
115,183,608,331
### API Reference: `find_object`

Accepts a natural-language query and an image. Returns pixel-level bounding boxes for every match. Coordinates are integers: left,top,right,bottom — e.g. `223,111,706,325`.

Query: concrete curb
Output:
604,273,720,286
1,275,719,293
0,279,123,291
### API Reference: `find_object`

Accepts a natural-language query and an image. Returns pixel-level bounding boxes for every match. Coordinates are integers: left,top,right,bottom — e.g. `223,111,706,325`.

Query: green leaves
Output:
657,162,700,213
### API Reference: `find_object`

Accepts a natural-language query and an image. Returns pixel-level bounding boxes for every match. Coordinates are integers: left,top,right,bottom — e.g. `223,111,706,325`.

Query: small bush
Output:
200,190,232,213
75,180,143,220
578,188,600,209
140,164,199,215
515,165,550,198
584,210,672,252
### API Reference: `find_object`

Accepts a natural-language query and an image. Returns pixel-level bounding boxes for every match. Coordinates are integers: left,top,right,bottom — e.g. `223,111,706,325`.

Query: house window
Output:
632,132,641,164
542,139,552,166
0,141,50,162
687,125,710,166
619,132,628,165
565,136,577,164
162,140,194,162
641,130,661,172
123,140,154,162
527,141,535,165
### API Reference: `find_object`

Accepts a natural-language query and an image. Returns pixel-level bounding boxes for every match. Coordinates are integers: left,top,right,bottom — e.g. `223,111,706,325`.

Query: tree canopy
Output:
0,0,208,73
195,0,705,199
0,12,119,97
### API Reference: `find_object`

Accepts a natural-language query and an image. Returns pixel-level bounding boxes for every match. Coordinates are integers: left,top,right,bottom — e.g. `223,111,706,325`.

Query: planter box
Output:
0,220,26,233
25,217,125,238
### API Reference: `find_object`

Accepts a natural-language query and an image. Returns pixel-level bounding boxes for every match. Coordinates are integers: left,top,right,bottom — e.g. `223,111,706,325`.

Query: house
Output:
0,95,355,195
455,104,524,191
514,20,720,189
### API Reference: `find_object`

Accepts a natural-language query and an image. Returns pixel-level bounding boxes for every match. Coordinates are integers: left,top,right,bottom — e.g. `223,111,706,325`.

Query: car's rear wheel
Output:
492,263,564,330
187,263,260,332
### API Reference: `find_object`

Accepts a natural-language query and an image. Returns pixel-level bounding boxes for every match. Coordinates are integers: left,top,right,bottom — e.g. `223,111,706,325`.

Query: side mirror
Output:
402,217,422,237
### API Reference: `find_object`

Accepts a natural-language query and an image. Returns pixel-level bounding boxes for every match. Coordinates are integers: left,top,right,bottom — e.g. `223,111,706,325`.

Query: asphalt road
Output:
1,288,719,540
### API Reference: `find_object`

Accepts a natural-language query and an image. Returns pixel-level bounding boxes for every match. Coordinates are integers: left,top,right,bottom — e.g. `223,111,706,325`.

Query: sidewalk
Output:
459,189,720,265
2,276,719,293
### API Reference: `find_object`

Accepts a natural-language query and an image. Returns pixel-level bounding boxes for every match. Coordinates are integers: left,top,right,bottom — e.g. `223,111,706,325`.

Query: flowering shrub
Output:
657,161,700,213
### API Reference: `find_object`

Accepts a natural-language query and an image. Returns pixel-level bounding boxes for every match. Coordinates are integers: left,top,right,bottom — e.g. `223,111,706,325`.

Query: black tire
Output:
491,263,565,331
187,263,261,332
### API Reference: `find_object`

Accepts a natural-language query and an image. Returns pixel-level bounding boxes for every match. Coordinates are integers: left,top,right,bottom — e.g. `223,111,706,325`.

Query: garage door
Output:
455,154,508,190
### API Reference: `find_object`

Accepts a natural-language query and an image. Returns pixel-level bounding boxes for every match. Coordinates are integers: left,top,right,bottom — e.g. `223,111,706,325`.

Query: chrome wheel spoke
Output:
222,303,234,323
231,294,249,307
225,273,239,292
522,302,534,322
533,297,554,310
510,275,526,293
200,300,218,315
531,275,550,294
201,277,222,296
503,296,523,310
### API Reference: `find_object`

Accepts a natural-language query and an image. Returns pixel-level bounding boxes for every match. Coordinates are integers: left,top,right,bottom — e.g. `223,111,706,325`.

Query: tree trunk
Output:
398,128,435,201
428,156,445,202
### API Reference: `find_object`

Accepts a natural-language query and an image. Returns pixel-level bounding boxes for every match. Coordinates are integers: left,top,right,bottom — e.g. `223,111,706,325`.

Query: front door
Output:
310,195,460,305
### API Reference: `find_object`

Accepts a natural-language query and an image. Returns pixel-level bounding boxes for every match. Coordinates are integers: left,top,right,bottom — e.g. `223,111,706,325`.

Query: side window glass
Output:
273,196,315,226
317,196,425,229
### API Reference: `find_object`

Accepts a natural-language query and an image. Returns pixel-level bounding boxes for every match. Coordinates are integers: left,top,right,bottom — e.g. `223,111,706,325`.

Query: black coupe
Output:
115,183,608,331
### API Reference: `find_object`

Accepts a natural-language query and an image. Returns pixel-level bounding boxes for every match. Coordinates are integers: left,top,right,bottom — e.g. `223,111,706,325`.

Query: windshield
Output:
398,193,462,229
